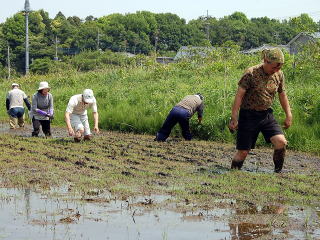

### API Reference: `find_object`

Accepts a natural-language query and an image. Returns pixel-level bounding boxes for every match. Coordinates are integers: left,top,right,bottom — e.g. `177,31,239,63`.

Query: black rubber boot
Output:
231,160,244,170
31,132,39,137
273,148,286,173
84,135,91,141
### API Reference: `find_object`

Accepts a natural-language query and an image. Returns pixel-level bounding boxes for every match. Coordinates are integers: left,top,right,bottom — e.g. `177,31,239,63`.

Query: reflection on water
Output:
0,188,230,240
229,222,271,240
0,188,319,240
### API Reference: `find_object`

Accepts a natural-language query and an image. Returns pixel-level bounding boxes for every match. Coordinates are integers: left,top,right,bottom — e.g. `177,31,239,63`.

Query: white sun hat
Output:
82,89,95,104
38,81,50,90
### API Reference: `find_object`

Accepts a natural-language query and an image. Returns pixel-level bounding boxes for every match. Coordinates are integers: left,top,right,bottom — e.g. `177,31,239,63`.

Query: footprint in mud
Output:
121,171,134,177
59,216,76,224
75,161,86,167
157,172,170,177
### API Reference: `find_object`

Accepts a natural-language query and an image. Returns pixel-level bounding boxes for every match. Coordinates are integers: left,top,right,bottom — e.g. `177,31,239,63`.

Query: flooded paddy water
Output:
0,187,319,240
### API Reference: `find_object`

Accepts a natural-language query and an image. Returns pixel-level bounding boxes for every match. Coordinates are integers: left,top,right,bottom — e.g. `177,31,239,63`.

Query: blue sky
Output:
1,0,319,23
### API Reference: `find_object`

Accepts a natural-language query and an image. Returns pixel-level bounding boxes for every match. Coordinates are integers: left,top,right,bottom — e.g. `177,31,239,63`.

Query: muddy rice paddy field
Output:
0,123,319,240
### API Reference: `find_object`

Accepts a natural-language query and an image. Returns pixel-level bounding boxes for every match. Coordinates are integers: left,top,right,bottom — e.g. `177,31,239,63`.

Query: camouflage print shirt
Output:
238,64,285,111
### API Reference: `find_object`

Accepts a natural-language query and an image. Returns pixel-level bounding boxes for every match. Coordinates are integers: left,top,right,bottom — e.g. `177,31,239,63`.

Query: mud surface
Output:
1,122,319,175
0,123,319,239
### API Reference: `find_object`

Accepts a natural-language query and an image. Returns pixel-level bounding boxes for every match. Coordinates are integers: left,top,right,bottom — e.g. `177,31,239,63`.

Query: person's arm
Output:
65,111,74,136
229,87,246,131
6,98,10,111
31,94,38,114
48,94,54,117
197,102,204,124
23,98,31,111
278,91,292,129
93,112,99,134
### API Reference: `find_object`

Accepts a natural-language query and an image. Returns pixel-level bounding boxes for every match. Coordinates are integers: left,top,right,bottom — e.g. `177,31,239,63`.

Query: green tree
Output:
155,13,187,51
75,21,100,50
98,14,127,51
67,16,82,27
51,12,78,48
289,14,318,33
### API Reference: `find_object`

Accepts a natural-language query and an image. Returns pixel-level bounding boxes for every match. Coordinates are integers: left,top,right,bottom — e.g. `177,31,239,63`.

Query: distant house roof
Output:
120,52,136,58
286,32,320,54
241,44,289,54
287,32,320,46
156,56,175,64
174,46,215,61
311,32,320,39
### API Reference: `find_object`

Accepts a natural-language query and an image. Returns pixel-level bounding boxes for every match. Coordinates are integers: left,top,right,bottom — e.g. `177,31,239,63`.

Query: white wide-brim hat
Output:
38,81,50,90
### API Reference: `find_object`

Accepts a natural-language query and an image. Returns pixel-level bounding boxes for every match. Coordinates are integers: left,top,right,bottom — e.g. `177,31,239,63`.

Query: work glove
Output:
48,114,54,120
36,109,49,116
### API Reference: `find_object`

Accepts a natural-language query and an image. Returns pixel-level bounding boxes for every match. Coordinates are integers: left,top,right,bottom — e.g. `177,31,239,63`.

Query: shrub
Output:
30,58,54,74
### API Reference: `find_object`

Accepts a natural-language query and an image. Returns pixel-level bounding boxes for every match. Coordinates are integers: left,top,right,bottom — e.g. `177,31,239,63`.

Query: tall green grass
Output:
0,45,319,153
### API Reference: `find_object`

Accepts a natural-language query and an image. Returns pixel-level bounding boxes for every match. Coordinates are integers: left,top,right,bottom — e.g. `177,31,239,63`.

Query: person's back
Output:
6,84,30,129
66,94,97,116
7,88,27,109
176,95,204,117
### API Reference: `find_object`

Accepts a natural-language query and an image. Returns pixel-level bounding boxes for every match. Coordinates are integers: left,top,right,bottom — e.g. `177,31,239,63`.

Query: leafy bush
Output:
30,58,54,74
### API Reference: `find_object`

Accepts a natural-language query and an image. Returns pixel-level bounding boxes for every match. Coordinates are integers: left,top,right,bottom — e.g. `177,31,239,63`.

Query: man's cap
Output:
82,89,94,104
38,81,50,90
12,83,19,87
196,93,204,100
262,48,284,64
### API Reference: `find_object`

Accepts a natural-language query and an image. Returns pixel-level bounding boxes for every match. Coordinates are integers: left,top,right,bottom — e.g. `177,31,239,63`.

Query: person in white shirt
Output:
6,83,31,129
65,89,99,142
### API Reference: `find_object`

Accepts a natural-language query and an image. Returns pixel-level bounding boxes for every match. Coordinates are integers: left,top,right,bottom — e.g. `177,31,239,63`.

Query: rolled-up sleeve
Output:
92,99,98,113
238,72,252,90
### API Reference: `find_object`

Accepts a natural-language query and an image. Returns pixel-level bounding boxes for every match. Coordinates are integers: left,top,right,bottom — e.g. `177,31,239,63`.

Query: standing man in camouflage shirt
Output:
229,48,292,173
155,94,204,141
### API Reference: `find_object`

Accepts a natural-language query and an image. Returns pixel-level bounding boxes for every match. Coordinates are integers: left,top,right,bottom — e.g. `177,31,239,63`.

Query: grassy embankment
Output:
0,47,319,153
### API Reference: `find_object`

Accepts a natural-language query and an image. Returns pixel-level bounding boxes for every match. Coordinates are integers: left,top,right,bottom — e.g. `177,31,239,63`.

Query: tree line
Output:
0,10,319,73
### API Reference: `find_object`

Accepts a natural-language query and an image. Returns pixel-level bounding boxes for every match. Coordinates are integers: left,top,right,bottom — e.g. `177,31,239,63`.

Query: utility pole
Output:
154,30,159,52
54,35,59,60
7,43,11,79
205,10,210,41
24,0,31,75
97,29,100,51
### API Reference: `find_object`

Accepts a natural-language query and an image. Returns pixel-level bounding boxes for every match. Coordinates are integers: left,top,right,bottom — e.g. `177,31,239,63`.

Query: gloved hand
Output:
36,109,49,116
47,109,54,120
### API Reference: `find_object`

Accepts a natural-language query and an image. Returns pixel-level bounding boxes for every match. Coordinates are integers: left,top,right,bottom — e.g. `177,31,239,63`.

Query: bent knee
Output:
271,135,287,148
